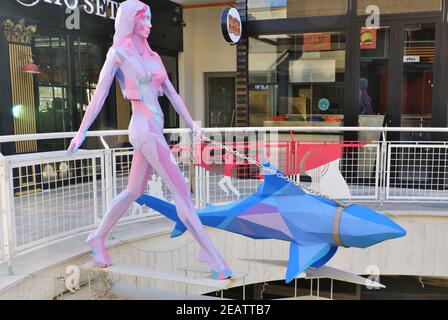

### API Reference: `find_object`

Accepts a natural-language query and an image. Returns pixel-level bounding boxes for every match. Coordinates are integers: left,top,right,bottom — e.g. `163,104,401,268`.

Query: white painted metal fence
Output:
0,127,447,269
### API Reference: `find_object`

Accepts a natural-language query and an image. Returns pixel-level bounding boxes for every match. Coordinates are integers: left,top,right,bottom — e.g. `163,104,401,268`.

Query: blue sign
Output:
318,98,330,111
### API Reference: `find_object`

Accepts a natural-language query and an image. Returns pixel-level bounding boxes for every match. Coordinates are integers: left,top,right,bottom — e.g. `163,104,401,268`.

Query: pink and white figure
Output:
67,0,232,280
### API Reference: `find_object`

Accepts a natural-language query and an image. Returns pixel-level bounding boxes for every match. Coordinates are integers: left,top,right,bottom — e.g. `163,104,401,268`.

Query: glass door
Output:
158,55,179,129
401,23,436,129
205,73,236,127
34,35,71,152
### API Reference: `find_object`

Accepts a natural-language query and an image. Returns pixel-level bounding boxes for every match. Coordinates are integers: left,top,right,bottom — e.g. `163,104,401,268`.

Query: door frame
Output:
355,14,444,129
204,72,237,128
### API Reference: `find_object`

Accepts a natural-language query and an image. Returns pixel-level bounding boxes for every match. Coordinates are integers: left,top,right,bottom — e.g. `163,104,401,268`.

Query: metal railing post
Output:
0,155,14,275
379,130,387,204
100,137,114,214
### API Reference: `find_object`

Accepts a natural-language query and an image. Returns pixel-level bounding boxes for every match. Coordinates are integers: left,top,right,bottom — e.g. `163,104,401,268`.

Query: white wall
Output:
178,6,236,128
2,214,448,299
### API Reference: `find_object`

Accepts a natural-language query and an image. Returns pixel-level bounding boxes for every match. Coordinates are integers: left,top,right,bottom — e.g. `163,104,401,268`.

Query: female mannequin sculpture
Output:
67,0,232,280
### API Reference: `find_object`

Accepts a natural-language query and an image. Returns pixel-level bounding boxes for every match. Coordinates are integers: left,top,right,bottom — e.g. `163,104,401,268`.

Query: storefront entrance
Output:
243,0,446,132
205,73,236,128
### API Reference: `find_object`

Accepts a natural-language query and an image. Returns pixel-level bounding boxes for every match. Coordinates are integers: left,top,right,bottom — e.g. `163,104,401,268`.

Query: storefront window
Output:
247,0,347,21
357,0,441,15
35,35,71,136
248,32,346,127
73,39,103,129
359,27,390,128
206,74,236,128
158,55,179,129
402,23,435,128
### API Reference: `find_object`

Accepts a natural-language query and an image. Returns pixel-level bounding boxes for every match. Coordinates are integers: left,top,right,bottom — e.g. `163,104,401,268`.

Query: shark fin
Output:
286,242,332,283
259,160,305,197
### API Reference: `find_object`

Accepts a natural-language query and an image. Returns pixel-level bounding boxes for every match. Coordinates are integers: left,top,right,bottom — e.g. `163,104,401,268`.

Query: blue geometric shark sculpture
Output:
136,160,406,283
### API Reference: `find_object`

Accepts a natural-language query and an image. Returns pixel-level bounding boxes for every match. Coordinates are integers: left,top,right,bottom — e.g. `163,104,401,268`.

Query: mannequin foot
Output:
86,232,111,268
211,268,233,280
197,248,232,280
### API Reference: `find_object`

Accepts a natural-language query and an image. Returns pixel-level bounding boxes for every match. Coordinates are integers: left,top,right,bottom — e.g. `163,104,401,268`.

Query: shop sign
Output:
303,33,331,51
403,56,420,63
14,0,120,20
254,85,268,90
360,27,377,50
221,7,242,45
318,98,330,112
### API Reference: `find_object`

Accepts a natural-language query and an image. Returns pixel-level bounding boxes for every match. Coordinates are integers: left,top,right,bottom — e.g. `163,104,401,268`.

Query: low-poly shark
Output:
136,160,406,284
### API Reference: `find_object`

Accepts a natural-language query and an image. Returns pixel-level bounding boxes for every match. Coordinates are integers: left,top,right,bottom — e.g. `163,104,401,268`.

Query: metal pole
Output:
317,278,320,298
0,157,14,275
330,279,333,300
294,278,297,298
310,278,313,296
243,277,246,300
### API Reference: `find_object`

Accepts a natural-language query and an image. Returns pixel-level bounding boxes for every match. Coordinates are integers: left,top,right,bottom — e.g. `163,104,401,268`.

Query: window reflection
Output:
402,23,435,128
359,27,389,127
35,35,71,145
74,40,102,119
249,32,346,127
357,0,441,15
248,0,347,21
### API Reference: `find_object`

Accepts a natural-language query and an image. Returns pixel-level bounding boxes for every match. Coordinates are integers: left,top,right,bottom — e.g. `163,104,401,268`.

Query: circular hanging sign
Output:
221,7,242,45
318,98,330,111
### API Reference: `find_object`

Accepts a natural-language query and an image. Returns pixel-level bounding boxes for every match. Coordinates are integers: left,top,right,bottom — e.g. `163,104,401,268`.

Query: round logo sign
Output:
318,98,330,111
15,0,41,6
221,7,242,45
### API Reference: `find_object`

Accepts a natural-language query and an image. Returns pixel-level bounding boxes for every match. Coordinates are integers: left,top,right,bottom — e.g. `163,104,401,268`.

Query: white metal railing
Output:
1,127,448,272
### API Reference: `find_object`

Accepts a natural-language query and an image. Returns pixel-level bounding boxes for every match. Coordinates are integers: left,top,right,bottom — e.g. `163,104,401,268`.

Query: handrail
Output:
0,126,447,144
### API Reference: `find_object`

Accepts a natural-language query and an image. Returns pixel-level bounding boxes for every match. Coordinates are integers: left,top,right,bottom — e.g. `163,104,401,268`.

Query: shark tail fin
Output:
286,242,334,283
136,194,187,238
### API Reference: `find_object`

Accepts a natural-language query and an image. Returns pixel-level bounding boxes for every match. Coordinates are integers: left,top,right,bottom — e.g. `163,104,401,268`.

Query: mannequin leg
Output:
139,134,232,279
87,148,153,267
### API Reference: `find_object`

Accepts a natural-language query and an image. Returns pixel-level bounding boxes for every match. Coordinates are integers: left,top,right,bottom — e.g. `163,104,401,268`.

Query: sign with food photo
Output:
361,28,377,49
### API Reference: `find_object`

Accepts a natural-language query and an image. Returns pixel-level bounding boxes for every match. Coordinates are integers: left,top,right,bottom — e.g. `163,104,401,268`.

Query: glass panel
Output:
248,32,346,127
358,0,441,15
248,0,347,21
359,27,389,127
34,36,52,85
208,76,236,128
34,34,71,144
159,55,179,128
73,39,105,130
402,23,435,128
51,37,68,86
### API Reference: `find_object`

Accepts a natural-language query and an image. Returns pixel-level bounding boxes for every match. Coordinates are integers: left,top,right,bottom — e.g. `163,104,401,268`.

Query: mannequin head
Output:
134,7,152,40
113,0,154,55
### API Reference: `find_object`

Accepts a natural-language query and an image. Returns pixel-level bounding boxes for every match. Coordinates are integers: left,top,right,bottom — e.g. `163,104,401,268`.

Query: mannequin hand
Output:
191,123,203,141
67,131,86,156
